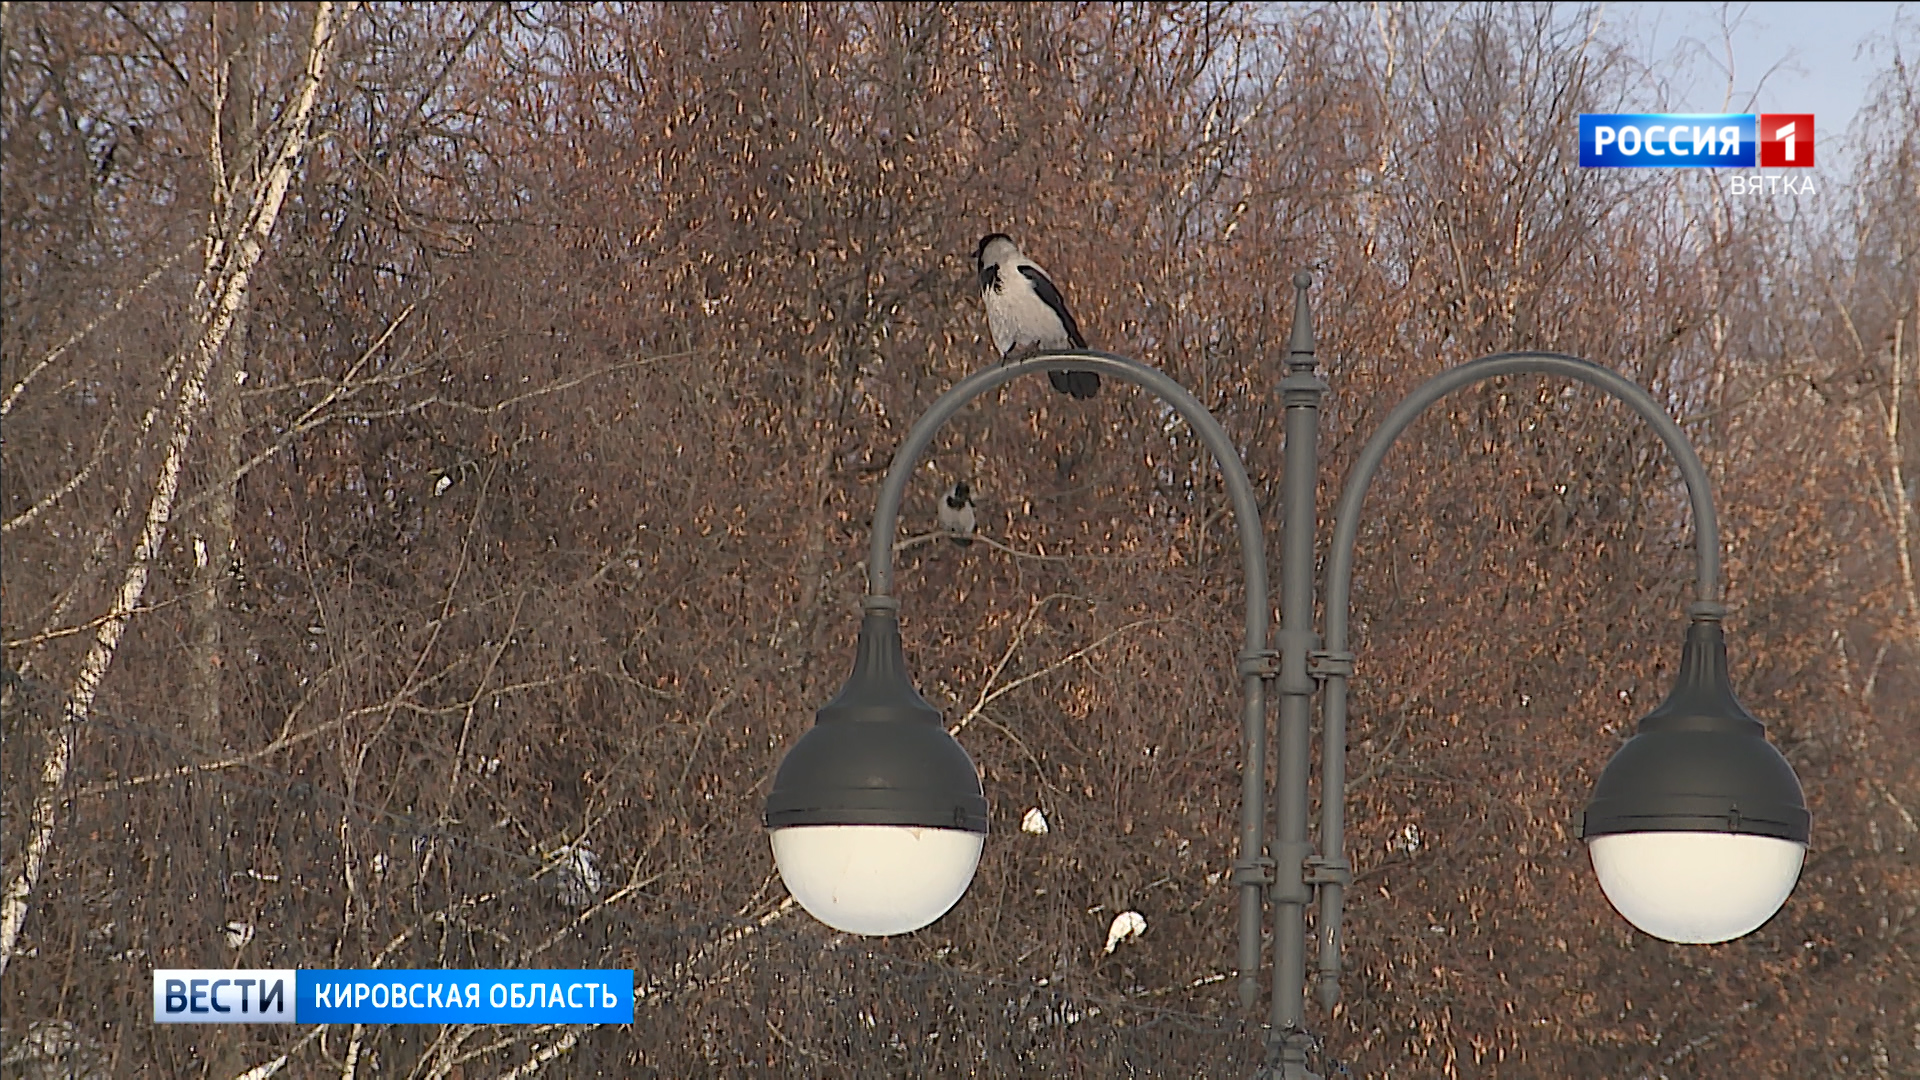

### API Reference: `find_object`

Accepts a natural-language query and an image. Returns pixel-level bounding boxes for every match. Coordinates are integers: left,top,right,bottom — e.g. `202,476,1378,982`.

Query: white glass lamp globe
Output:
1582,620,1811,944
770,824,984,935
1588,831,1805,944
764,610,991,936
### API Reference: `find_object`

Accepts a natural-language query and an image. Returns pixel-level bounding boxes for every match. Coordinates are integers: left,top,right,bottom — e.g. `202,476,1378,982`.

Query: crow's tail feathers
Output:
1048,369,1101,399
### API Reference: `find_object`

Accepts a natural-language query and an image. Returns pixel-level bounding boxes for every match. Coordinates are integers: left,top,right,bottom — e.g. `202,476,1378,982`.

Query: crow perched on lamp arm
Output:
975,233,1100,399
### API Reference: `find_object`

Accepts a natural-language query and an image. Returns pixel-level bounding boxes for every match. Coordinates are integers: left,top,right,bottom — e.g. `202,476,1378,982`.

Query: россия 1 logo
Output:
1580,114,1814,168
1757,114,1813,167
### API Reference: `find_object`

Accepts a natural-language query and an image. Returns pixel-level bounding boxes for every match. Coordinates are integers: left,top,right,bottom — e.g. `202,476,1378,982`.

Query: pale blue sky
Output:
1603,2,1914,165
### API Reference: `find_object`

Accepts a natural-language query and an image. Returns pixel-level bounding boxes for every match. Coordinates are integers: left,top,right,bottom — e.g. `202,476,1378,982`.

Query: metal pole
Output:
862,351,1278,1013
1309,351,1727,1018
1265,274,1325,1078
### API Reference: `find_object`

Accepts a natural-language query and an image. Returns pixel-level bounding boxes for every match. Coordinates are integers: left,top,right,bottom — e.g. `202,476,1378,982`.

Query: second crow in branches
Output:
939,480,977,546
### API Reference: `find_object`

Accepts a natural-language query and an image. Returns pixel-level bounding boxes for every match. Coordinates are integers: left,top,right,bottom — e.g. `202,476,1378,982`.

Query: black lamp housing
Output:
764,610,989,834
1582,619,1810,843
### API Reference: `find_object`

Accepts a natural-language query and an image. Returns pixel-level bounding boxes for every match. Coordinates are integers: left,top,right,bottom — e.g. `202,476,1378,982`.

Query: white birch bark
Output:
1887,309,1916,648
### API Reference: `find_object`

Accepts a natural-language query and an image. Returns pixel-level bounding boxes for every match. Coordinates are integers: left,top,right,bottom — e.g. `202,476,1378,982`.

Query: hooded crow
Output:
939,480,977,546
976,234,1100,398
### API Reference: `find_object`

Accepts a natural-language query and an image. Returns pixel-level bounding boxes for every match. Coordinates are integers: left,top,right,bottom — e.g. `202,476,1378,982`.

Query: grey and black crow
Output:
975,234,1100,398
938,480,976,546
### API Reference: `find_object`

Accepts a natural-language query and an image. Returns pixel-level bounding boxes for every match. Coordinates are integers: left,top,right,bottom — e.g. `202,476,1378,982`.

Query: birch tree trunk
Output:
0,1,344,981
191,11,262,1075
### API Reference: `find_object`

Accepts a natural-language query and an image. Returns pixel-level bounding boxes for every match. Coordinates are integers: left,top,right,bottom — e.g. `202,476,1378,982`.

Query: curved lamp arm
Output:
865,350,1275,1010
1311,352,1725,1009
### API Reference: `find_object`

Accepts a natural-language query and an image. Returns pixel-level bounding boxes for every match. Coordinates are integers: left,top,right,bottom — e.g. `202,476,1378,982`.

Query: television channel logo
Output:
1757,113,1814,167
153,970,296,1024
1580,114,1814,168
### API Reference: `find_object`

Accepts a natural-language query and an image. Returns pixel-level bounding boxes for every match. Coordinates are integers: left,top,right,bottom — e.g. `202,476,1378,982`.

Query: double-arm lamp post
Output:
763,275,1809,1077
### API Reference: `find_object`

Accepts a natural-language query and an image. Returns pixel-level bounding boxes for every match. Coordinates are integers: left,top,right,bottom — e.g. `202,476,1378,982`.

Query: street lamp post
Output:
1267,284,1810,1076
764,345,1280,1009
764,274,1810,1076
